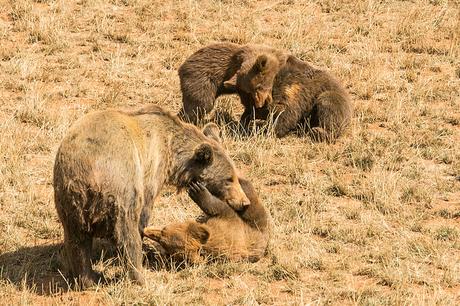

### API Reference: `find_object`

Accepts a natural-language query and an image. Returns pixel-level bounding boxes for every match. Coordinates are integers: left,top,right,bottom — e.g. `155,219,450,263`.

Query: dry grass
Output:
0,0,459,304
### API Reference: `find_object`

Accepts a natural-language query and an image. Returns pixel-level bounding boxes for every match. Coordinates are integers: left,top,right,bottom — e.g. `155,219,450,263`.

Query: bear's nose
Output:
255,92,271,108
240,191,251,208
237,196,251,211
238,201,250,212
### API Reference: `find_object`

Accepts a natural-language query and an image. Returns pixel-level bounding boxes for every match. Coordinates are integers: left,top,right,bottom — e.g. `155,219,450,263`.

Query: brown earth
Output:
0,0,459,305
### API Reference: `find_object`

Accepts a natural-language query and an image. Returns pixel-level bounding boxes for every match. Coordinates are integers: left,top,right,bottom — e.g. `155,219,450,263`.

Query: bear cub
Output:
178,42,288,124
245,55,353,141
143,179,269,263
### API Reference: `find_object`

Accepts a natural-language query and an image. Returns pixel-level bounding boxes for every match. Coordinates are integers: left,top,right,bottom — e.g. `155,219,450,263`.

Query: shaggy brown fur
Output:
244,56,353,141
177,42,288,124
143,178,270,263
53,105,250,288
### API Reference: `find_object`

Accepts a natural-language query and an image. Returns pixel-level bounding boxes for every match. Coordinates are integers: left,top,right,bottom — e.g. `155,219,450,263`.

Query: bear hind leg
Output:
62,224,101,289
116,218,145,285
309,91,350,142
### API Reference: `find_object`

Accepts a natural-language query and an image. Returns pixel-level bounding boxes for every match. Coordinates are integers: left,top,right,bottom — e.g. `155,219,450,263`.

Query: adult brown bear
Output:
53,106,249,288
243,56,353,141
178,42,288,124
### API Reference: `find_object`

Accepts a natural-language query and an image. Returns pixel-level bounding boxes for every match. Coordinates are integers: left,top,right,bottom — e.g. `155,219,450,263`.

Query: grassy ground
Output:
0,0,459,304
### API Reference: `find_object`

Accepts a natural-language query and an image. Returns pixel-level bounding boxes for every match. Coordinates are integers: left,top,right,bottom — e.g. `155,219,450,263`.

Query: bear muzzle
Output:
254,91,272,109
227,184,251,211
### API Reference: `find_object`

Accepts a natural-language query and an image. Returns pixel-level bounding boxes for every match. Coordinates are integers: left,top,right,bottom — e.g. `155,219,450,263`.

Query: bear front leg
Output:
239,107,270,136
188,182,233,217
309,127,330,142
239,91,259,134
271,104,303,138
239,108,254,133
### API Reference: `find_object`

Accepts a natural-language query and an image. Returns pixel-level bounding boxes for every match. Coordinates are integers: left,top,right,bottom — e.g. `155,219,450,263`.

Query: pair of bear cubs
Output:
178,42,352,141
54,42,352,288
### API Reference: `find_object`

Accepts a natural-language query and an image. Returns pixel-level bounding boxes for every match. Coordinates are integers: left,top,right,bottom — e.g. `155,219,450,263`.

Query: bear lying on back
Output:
244,55,353,141
178,42,288,124
143,179,269,263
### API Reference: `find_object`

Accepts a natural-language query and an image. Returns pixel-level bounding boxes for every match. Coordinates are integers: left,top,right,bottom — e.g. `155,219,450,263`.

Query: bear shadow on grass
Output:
0,240,187,295
0,240,156,294
0,243,69,295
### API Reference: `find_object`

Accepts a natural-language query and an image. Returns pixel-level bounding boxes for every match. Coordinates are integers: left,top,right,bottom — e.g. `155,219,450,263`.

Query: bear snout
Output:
227,190,251,211
254,91,271,108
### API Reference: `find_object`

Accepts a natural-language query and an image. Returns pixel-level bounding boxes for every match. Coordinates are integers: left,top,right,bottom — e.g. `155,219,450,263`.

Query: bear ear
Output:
202,123,222,143
223,74,237,90
188,223,210,244
255,54,269,73
192,143,214,167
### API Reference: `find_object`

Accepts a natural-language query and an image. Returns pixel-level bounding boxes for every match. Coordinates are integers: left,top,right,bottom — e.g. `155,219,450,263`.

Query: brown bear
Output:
243,55,353,141
53,105,250,288
143,178,270,264
177,42,288,124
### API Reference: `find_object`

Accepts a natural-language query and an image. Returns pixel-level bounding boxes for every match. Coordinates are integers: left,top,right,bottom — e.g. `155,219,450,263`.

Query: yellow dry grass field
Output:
0,0,459,305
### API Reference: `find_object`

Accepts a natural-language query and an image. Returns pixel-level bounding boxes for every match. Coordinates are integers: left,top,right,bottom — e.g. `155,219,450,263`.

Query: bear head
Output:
176,123,250,211
143,221,210,264
199,123,251,211
224,54,280,109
